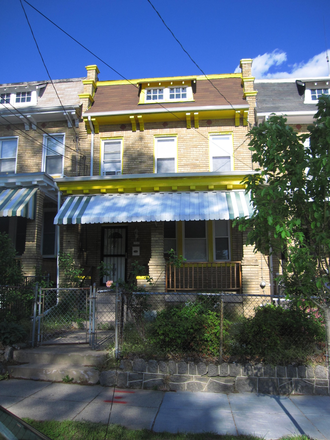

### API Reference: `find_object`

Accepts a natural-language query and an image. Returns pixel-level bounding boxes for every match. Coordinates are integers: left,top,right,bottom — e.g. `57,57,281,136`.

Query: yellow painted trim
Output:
137,115,144,131
194,112,199,129
186,113,191,129
207,220,214,262
244,91,258,96
82,80,97,87
136,276,147,280
242,77,255,82
91,118,99,134
129,115,136,132
235,111,241,127
86,65,100,74
243,111,249,127
57,173,249,195
96,73,241,87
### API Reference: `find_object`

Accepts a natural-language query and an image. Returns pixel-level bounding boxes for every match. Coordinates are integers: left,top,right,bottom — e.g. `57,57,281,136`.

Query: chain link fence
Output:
118,292,327,365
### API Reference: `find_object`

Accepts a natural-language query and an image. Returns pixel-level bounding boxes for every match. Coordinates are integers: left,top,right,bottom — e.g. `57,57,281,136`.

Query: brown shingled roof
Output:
85,77,245,114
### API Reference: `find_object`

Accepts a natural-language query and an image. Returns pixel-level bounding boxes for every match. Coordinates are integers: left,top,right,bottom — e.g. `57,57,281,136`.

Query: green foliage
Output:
0,232,24,286
0,321,27,346
234,96,330,317
231,304,325,364
149,299,230,356
59,252,84,287
166,249,186,268
62,375,74,383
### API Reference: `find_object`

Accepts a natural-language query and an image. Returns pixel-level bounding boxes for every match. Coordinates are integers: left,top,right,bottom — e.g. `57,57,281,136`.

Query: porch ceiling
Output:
54,190,253,225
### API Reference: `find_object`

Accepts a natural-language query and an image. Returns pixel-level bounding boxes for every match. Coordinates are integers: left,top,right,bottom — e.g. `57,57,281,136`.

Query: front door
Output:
102,227,127,284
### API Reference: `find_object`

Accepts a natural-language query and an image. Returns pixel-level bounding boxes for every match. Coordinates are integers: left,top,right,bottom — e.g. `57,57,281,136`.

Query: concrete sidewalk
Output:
0,379,330,439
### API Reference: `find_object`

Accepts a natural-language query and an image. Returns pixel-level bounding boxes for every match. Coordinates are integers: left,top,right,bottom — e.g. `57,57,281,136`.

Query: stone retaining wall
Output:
100,359,330,395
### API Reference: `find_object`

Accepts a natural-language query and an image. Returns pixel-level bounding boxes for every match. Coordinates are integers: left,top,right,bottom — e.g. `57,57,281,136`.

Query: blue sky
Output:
2,0,330,84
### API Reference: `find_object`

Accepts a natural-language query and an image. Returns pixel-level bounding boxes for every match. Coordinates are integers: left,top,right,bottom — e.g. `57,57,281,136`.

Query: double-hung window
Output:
169,87,187,100
0,94,10,104
0,138,17,174
311,89,329,101
43,134,65,176
209,134,233,172
214,220,230,261
155,136,176,173
164,221,177,253
184,221,207,262
102,139,122,175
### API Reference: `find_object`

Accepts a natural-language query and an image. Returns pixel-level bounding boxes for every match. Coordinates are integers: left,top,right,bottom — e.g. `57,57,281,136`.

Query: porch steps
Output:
9,345,108,385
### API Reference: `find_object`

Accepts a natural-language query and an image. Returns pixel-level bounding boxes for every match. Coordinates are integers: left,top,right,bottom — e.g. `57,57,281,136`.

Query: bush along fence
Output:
116,292,327,367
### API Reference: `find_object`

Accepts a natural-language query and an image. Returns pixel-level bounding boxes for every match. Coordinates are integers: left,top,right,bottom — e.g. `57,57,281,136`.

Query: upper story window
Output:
15,91,31,103
209,134,233,172
155,136,177,173
43,134,65,176
146,88,164,101
169,87,187,100
142,83,193,103
0,94,10,104
0,137,17,174
101,139,122,176
310,89,329,101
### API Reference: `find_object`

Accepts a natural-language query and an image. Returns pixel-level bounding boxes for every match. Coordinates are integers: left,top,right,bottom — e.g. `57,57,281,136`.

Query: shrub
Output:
230,304,326,364
0,321,27,346
0,232,24,286
149,299,230,357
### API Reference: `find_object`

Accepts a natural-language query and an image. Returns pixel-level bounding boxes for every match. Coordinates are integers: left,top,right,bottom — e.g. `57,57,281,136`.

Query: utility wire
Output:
0,115,74,162
20,0,79,141
146,0,252,128
3,102,85,158
20,0,252,171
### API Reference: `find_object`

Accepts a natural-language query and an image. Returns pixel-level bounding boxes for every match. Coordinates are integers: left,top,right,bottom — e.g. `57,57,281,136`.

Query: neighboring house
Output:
254,75,330,294
0,77,85,282
54,59,270,295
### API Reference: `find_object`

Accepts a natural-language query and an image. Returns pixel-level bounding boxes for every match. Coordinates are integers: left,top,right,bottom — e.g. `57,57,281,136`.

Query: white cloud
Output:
247,50,330,79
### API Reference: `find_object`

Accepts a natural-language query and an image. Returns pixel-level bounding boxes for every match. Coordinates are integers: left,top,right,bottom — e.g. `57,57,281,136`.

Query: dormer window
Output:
141,82,194,104
15,91,31,103
0,94,10,104
310,89,329,101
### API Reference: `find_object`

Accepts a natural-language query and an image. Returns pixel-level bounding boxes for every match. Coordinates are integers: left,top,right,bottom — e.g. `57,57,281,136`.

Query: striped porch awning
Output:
0,187,38,219
54,191,253,225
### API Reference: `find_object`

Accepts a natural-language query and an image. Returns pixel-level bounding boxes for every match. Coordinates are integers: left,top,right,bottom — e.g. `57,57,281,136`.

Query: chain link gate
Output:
32,285,121,354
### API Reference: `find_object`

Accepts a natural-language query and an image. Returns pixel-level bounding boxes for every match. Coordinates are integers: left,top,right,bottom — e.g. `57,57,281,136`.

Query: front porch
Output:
165,261,242,292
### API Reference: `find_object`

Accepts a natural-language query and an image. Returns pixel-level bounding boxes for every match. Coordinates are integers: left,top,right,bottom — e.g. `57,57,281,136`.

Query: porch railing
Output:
165,262,242,293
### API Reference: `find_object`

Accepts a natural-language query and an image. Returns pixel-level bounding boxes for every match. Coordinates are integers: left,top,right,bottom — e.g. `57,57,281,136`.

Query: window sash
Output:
210,135,233,171
44,135,64,175
102,140,122,175
155,137,176,173
146,88,164,101
214,220,230,261
311,89,329,100
0,139,17,173
15,91,31,103
184,221,207,261
0,94,10,104
169,87,187,100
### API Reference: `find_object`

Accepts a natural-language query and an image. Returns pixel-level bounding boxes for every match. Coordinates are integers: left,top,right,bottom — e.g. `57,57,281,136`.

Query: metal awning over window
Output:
54,191,252,225
0,188,37,219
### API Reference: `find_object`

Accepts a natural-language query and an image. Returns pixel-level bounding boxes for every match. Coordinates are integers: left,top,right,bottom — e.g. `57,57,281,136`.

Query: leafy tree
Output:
0,232,24,286
235,95,330,361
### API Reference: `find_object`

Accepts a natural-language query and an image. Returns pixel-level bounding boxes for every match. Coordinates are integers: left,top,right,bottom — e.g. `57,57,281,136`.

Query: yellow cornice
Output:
244,91,258,97
96,73,241,87
82,79,97,88
86,65,100,74
79,93,94,103
57,174,248,195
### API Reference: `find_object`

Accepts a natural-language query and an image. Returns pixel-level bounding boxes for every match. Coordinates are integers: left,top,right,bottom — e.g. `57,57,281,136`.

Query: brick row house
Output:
53,59,269,295
0,59,275,295
0,77,85,282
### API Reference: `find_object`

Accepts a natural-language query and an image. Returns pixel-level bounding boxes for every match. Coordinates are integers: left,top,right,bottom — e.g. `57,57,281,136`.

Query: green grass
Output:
23,420,314,440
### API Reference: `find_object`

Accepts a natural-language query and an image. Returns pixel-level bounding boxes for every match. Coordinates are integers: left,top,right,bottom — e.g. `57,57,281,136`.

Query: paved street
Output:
1,379,330,439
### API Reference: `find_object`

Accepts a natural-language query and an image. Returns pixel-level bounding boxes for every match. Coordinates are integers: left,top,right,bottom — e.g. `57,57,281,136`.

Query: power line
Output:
146,0,252,128
20,0,252,171
19,0,79,141
2,102,85,158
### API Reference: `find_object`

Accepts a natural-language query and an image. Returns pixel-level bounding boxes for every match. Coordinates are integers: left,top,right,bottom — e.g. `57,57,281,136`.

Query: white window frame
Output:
304,88,330,104
154,136,177,174
144,86,193,103
15,91,32,103
146,88,164,102
183,221,208,262
213,220,231,261
42,134,65,177
0,90,37,107
209,133,233,172
0,137,18,174
101,139,123,176
0,93,11,104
